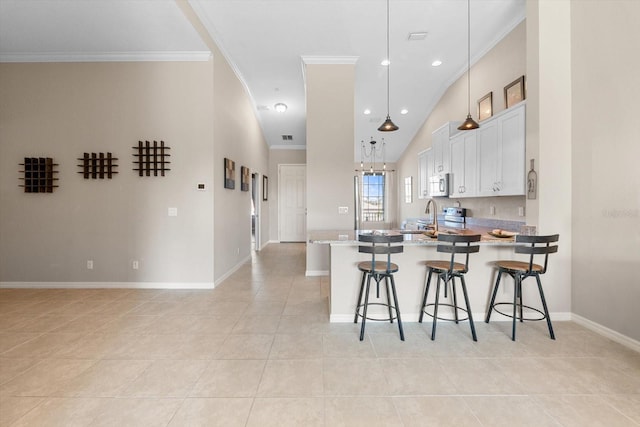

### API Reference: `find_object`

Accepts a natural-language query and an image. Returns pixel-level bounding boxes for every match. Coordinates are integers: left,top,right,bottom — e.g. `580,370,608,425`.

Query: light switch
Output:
168,207,178,217
338,206,349,214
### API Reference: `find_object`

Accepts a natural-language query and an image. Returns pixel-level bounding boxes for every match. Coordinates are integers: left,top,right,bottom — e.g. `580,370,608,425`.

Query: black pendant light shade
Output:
458,0,479,131
378,115,399,132
379,0,398,132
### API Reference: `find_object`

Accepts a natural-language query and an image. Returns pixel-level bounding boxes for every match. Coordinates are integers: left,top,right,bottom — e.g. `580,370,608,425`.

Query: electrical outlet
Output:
168,207,178,217
490,205,496,216
338,206,349,214
518,206,525,217
87,260,93,270
132,260,139,270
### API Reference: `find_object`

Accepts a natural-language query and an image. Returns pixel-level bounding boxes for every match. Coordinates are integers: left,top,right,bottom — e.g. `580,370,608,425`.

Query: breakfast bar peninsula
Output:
309,228,546,324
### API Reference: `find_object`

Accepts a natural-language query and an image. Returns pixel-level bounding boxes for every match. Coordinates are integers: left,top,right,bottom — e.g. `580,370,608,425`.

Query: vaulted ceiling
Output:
0,0,525,161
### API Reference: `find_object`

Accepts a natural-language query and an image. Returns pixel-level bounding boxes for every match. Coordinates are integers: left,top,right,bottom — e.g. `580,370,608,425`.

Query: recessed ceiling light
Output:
274,103,287,113
364,109,371,115
432,60,443,67
400,109,409,115
381,59,390,66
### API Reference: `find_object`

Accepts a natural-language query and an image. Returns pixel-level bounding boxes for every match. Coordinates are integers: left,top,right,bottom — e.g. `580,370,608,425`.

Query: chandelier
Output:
360,137,386,175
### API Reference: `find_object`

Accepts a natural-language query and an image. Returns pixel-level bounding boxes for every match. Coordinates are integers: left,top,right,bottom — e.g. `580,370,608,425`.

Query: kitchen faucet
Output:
425,198,438,232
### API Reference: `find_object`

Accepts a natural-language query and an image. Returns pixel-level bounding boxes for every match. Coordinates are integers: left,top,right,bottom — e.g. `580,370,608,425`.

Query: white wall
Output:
569,0,640,341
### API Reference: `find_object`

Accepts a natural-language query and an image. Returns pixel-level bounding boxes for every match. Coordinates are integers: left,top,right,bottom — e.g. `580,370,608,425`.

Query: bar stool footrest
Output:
421,303,470,322
355,303,399,322
491,302,547,322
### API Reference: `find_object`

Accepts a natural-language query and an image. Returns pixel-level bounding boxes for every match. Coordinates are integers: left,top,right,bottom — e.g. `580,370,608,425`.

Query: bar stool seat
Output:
495,260,544,272
354,233,404,341
419,233,481,341
424,260,466,272
485,234,559,341
358,261,399,274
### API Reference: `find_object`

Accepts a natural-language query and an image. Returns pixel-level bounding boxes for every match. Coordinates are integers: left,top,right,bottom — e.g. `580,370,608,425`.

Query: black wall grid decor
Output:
78,152,118,179
133,140,171,177
19,157,59,193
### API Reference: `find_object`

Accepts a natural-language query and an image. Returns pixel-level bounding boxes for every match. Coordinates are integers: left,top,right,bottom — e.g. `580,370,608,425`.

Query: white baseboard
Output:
306,270,329,277
572,313,640,353
0,281,215,289
214,254,252,287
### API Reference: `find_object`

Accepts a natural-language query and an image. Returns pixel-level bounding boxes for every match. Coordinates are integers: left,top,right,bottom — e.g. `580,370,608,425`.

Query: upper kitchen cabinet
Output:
477,102,526,196
450,130,477,198
417,148,433,199
431,122,459,174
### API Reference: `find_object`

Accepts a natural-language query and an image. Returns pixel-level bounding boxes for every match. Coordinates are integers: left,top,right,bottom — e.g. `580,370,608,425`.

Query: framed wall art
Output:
478,92,493,121
241,166,250,191
504,75,526,108
224,157,235,189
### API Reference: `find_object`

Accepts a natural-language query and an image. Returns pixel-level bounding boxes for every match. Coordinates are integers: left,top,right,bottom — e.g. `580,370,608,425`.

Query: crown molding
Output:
0,51,212,63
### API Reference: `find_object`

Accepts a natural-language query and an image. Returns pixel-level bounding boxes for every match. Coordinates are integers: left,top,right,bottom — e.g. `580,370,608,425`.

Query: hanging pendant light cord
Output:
386,0,391,117
466,0,471,115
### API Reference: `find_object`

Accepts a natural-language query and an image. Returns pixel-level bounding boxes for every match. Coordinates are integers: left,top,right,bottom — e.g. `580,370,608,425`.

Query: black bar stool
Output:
485,234,559,341
354,233,404,341
419,234,481,341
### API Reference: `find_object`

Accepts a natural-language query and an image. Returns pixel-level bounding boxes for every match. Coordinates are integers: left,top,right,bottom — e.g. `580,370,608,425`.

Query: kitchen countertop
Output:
308,227,518,245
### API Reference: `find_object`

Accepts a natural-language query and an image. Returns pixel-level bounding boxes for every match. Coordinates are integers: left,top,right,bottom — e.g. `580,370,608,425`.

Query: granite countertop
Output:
308,227,518,245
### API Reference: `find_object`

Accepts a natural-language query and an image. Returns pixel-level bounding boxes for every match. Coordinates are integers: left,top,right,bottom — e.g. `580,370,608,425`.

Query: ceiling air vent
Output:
408,32,428,41
281,135,293,141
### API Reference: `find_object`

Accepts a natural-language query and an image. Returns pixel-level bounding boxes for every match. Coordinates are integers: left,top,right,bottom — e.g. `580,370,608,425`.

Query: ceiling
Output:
0,0,525,162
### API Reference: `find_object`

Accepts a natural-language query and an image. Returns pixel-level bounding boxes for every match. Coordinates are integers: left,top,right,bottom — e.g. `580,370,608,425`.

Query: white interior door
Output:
279,164,306,242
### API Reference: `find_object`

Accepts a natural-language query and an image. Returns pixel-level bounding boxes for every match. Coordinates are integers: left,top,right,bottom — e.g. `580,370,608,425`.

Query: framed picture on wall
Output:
504,75,526,108
224,157,235,189
262,175,268,201
478,92,493,121
241,166,250,191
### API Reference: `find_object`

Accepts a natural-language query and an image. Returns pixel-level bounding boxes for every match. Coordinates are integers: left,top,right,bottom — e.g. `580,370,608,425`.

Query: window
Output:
362,173,385,222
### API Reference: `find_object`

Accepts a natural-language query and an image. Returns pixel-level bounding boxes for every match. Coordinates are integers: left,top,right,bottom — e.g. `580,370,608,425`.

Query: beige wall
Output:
305,62,356,274
211,42,270,283
570,0,640,341
396,21,527,222
0,43,270,287
268,148,306,242
0,61,216,285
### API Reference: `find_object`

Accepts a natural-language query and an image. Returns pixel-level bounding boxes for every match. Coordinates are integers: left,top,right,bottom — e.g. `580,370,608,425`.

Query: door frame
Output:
278,164,306,242
251,172,261,250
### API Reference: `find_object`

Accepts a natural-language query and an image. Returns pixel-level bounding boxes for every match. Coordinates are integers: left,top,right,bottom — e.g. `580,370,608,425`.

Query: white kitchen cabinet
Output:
431,122,458,174
417,148,433,199
449,130,477,197
477,102,525,196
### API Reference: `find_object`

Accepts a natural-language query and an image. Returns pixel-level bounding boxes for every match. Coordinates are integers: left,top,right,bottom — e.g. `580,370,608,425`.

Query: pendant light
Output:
458,0,479,131
378,0,399,132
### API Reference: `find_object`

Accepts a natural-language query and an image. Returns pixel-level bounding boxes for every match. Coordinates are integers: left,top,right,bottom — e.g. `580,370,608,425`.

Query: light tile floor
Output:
1,243,639,426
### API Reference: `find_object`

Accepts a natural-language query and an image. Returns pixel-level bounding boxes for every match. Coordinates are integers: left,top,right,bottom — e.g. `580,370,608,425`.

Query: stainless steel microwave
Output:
428,173,451,197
